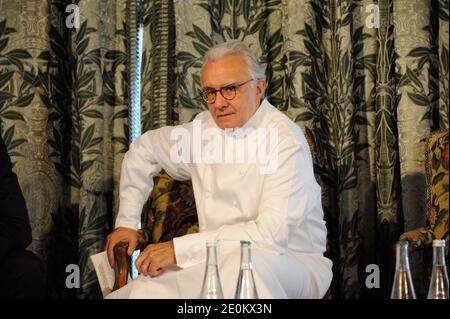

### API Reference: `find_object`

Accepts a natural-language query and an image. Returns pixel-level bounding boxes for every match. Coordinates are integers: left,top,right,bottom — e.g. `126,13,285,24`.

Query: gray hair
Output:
201,40,266,81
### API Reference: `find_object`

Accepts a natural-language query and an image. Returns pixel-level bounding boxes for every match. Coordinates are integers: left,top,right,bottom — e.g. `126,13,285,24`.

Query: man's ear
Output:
256,79,266,97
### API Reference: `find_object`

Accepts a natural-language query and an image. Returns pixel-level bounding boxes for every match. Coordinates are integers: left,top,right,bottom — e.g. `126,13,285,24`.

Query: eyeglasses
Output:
200,78,254,103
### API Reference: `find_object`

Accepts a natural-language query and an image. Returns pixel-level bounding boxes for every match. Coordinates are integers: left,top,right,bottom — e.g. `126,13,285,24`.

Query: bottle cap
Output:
398,240,409,247
432,239,446,247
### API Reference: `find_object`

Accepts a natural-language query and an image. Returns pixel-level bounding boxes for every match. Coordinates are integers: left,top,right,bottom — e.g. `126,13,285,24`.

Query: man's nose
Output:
213,92,228,109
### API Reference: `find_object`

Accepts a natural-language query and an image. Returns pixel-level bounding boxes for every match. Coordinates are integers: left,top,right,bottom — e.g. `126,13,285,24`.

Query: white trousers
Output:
106,243,332,299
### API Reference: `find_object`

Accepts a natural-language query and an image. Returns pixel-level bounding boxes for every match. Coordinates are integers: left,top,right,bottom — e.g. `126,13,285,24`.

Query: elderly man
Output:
106,40,332,299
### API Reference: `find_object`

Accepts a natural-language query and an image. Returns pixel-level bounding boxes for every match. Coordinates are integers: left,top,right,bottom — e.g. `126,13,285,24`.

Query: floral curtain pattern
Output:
0,0,128,298
0,0,448,299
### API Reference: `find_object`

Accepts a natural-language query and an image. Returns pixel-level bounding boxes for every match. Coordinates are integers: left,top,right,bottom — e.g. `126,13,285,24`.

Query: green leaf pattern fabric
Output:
0,0,129,298
0,0,448,298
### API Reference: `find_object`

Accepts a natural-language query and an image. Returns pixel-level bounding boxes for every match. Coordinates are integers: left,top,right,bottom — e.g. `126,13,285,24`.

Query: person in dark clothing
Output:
0,135,45,298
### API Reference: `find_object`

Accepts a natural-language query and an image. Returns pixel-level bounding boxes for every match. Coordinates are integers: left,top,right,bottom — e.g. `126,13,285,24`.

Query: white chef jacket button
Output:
232,200,237,206
205,191,211,198
240,168,246,175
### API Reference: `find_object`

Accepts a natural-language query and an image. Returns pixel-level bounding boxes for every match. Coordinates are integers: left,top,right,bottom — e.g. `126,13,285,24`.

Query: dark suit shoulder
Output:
0,135,32,258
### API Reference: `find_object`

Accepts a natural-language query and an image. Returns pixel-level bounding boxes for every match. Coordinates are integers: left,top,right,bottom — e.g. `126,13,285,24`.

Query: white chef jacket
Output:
111,99,332,299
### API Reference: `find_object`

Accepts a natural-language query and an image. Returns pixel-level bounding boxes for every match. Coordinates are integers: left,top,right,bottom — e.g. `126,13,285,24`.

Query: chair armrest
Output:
112,242,130,291
399,227,433,251
111,229,151,291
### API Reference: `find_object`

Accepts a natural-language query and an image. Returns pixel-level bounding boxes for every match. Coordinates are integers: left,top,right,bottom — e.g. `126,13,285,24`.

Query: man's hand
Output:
399,228,426,253
105,227,140,268
135,241,176,277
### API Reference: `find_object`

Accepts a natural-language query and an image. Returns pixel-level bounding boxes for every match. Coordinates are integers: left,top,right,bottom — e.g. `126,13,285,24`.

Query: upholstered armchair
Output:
112,170,199,291
399,129,449,255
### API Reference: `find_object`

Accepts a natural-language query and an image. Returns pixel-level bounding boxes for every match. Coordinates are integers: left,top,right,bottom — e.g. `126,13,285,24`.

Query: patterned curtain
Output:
0,0,447,299
141,0,449,298
0,0,128,298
